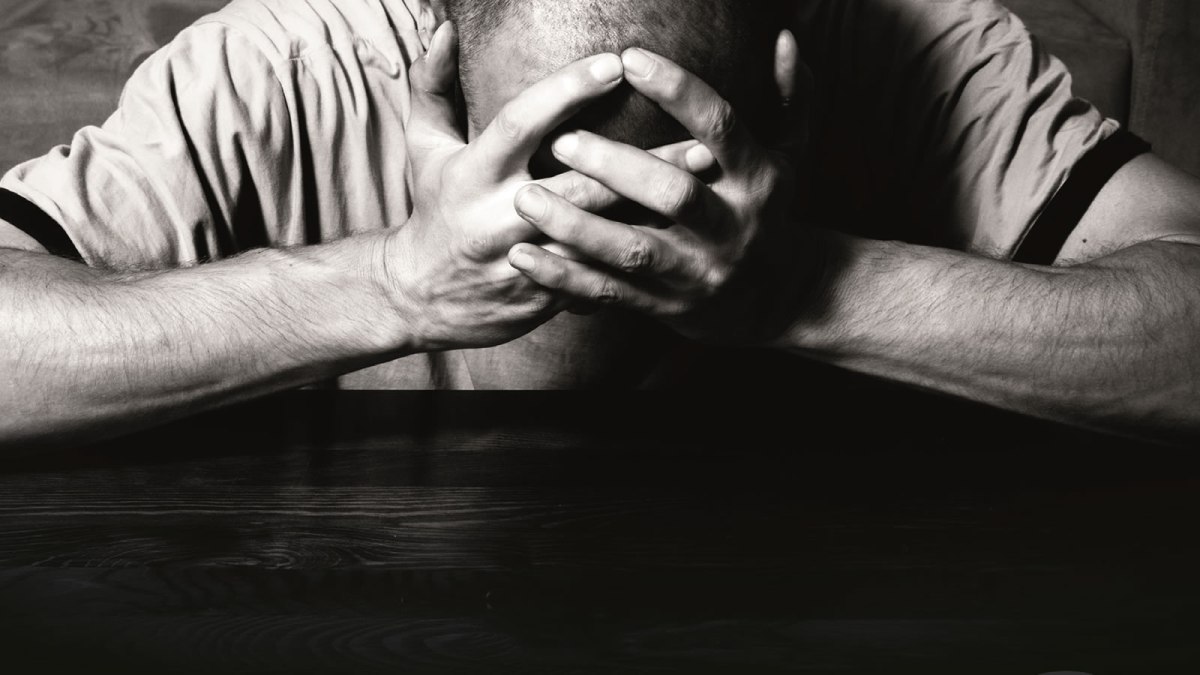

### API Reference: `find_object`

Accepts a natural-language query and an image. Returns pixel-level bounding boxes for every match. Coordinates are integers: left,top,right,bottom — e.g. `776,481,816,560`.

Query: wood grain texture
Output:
0,364,1198,673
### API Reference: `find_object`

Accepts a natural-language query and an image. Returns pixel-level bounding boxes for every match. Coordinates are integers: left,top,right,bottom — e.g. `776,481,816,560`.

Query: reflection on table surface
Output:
0,359,1196,674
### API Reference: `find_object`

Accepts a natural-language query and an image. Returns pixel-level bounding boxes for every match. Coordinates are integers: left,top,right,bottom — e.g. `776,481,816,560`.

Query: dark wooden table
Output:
1,356,1197,674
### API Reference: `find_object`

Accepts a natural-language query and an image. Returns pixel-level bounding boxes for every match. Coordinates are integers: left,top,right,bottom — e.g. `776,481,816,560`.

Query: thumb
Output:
773,29,812,159
407,21,465,165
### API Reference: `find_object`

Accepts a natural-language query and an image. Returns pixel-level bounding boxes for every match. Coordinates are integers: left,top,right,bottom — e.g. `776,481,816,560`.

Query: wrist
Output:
364,226,427,355
763,226,853,354
280,230,420,358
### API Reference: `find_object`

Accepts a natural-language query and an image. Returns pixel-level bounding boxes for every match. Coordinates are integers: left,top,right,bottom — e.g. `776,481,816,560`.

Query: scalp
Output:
445,0,781,150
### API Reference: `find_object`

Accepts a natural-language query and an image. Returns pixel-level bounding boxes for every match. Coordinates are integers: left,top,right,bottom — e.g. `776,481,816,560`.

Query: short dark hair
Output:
444,0,783,151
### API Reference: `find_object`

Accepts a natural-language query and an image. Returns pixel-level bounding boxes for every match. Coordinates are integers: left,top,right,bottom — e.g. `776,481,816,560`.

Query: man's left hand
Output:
507,34,817,344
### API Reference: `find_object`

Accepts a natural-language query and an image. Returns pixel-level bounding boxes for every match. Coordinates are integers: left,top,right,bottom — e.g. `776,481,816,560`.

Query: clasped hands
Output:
383,21,814,353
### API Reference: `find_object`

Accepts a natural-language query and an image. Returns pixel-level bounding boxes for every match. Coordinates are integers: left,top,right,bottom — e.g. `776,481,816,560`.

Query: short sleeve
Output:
793,0,1119,258
0,22,294,269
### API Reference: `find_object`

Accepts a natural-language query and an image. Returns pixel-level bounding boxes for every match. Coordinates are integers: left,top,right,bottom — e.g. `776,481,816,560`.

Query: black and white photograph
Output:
0,0,1197,672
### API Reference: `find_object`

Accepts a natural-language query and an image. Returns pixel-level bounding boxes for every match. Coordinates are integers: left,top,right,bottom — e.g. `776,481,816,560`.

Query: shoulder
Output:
792,0,1029,61
797,0,1116,256
122,0,428,147
190,0,427,67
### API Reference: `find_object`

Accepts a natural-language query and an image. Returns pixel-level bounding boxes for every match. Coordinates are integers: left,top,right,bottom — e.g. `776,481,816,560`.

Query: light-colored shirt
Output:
793,0,1119,256
0,0,1120,389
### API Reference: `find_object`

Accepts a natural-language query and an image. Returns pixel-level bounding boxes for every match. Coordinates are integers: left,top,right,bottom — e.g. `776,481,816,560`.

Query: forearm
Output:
0,234,408,448
782,231,1200,441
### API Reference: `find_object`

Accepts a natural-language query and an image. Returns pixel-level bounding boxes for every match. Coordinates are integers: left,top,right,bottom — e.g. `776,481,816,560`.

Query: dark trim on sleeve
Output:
0,188,83,262
1013,130,1151,266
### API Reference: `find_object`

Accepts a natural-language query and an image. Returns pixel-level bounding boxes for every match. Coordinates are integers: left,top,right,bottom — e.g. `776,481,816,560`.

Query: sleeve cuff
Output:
1013,130,1152,265
0,188,83,262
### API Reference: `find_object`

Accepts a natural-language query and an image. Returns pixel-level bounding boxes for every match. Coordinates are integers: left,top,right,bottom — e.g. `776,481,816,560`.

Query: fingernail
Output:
427,21,451,60
515,187,547,220
509,247,535,271
552,133,579,158
685,144,716,172
589,54,623,83
622,48,655,79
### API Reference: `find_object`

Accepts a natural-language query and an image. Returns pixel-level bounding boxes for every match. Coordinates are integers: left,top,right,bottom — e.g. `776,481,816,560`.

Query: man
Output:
0,0,1195,446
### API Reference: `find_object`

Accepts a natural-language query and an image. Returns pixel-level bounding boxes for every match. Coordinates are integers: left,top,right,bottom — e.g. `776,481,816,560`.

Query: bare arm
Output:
0,27,641,450
513,50,1200,443
0,232,405,448
788,232,1200,442
773,154,1200,441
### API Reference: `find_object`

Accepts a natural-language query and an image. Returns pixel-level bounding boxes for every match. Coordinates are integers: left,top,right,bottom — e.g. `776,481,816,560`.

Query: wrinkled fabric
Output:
792,0,1119,256
0,0,1119,389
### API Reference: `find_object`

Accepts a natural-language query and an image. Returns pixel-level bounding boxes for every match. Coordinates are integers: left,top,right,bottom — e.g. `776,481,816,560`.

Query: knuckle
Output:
460,234,493,261
492,105,525,143
527,288,555,313
593,278,621,305
617,238,655,273
565,182,598,209
704,99,738,141
564,176,607,209
660,70,687,101
657,174,703,219
549,175,585,204
701,263,731,296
